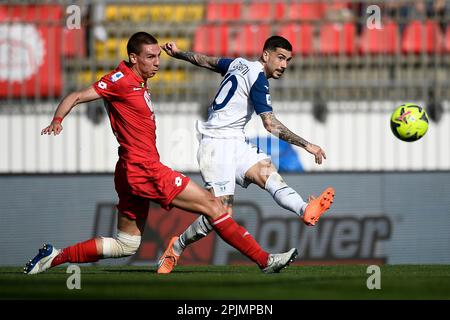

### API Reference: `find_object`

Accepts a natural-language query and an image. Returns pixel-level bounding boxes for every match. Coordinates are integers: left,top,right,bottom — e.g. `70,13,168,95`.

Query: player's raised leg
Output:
24,211,146,275
159,180,297,274
245,158,334,226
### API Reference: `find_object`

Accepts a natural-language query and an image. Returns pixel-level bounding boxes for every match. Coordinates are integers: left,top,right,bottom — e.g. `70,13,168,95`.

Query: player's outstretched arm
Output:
260,112,327,165
161,42,221,73
41,86,101,136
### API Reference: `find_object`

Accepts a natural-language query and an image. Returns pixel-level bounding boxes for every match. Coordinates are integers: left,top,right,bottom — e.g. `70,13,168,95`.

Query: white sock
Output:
173,215,213,256
264,172,307,217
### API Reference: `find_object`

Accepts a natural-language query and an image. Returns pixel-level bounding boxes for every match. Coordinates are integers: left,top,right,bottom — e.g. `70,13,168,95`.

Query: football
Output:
390,104,429,142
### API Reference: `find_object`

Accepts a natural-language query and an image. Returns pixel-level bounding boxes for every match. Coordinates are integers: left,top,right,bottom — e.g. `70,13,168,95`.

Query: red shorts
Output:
114,159,190,220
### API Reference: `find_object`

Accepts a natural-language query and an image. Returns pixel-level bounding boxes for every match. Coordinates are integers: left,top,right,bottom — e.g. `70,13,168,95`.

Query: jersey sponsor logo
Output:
110,71,124,82
133,87,142,91
266,94,272,105
97,81,107,89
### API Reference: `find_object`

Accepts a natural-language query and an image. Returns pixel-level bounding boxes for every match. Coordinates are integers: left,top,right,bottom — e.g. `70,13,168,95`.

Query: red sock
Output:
211,213,269,268
51,239,100,267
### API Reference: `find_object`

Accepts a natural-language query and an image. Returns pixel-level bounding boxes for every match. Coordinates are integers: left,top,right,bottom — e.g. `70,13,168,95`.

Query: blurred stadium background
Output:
0,0,449,269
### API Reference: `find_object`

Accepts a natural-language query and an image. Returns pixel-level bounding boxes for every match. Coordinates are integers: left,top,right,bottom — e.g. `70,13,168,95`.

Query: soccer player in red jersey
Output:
24,32,297,275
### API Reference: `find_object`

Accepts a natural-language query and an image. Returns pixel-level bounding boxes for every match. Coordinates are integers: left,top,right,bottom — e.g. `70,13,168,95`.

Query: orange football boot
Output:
302,187,335,226
157,236,180,274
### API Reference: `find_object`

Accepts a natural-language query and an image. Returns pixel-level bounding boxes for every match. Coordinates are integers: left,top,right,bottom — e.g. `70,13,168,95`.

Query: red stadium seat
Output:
244,1,285,21
446,25,450,52
359,21,400,54
63,27,86,57
286,1,324,21
193,24,229,56
231,23,271,57
324,0,351,10
278,23,313,55
319,23,357,55
402,20,445,54
206,1,242,22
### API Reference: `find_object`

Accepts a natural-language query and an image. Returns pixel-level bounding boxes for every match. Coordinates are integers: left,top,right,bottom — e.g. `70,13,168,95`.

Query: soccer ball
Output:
390,104,429,142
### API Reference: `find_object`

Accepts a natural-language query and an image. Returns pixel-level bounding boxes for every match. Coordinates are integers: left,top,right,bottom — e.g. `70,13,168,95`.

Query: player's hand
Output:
161,42,180,57
305,143,326,165
41,121,63,135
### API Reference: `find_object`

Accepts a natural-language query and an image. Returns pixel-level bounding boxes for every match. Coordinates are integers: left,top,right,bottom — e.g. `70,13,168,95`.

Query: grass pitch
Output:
1,265,450,300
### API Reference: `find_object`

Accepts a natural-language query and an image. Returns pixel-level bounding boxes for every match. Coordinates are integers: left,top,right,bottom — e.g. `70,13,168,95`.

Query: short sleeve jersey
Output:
93,61,159,162
197,57,273,138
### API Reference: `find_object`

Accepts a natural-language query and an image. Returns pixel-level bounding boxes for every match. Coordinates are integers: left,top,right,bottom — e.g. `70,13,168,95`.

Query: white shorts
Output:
197,135,270,197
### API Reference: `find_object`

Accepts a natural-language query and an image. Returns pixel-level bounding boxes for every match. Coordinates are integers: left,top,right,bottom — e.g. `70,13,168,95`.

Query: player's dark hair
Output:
263,36,292,52
127,32,158,56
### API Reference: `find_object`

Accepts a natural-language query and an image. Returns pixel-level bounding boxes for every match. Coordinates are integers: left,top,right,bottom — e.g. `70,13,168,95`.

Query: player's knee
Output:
102,231,141,258
116,231,141,256
202,197,225,220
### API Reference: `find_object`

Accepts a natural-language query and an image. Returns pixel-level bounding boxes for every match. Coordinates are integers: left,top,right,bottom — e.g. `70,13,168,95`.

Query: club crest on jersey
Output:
144,91,154,112
266,94,272,105
110,71,124,82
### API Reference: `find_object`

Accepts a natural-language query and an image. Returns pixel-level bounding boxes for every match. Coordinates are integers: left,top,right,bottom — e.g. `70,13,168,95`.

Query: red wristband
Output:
52,117,63,124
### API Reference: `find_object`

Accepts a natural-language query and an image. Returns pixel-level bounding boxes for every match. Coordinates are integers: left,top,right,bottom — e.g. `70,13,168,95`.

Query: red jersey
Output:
93,61,159,162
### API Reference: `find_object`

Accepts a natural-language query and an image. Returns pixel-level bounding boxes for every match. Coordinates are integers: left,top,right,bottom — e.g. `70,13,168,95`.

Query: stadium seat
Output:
402,20,445,54
193,24,229,56
318,22,357,55
286,1,324,21
359,21,400,55
206,1,242,22
446,25,450,52
0,5,8,21
149,5,204,22
278,23,313,55
95,39,127,61
63,27,86,58
231,23,271,57
105,5,119,21
77,70,106,86
175,4,204,22
158,37,191,60
324,0,351,11
244,1,285,21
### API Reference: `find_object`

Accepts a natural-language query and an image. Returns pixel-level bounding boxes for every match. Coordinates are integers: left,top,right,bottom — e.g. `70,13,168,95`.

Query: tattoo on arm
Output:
260,112,311,148
174,51,221,72
220,195,234,207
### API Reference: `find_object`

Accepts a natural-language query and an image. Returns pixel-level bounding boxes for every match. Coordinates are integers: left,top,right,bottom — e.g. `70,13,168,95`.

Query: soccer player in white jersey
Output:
157,36,335,274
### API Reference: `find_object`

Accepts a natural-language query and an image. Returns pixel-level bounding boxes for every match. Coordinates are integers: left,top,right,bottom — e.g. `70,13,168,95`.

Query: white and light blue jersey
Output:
196,57,273,139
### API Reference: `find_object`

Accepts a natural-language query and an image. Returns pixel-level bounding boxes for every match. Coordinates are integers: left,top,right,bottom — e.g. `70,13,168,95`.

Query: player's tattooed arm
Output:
174,51,221,72
260,112,327,164
161,42,221,72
